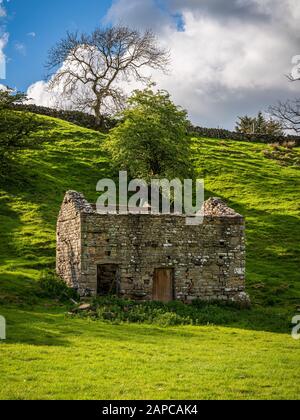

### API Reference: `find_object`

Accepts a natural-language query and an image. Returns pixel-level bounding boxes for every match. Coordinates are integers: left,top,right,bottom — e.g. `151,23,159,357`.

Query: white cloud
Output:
0,32,8,79
27,0,300,128
27,32,36,38
104,0,173,34
0,0,8,80
14,41,26,56
27,81,55,107
27,80,77,110
148,10,299,126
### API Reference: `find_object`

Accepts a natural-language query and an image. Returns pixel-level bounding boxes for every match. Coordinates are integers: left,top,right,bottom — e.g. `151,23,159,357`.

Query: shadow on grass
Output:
2,309,71,347
1,305,203,347
205,189,300,307
0,272,42,305
0,196,23,264
0,300,294,349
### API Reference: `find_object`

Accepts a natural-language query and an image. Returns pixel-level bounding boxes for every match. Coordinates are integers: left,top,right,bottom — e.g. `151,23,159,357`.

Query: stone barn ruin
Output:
56,191,248,304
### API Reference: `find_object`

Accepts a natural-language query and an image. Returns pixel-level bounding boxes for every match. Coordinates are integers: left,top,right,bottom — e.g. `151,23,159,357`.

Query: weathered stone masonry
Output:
57,191,249,304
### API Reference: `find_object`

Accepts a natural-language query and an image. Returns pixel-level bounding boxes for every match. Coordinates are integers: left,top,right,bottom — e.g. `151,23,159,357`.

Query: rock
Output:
203,197,242,217
70,303,93,314
78,303,92,311
132,291,147,298
231,292,251,309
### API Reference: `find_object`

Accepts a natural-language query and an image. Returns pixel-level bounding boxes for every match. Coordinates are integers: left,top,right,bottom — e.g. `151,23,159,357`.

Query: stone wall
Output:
57,192,247,304
56,191,93,290
80,213,245,302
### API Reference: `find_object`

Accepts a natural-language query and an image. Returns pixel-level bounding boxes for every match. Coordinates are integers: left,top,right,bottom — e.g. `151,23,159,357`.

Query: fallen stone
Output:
231,292,251,309
78,303,92,311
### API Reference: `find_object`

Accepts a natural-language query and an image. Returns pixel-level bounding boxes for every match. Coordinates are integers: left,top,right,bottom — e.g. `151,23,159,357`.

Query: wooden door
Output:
153,269,174,302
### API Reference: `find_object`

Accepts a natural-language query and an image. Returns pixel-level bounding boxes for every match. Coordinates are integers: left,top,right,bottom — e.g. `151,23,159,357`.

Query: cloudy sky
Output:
1,0,300,129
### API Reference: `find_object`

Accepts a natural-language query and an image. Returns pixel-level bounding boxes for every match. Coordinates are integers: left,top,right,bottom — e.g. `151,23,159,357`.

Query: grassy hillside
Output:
0,112,299,400
0,114,109,304
192,137,300,309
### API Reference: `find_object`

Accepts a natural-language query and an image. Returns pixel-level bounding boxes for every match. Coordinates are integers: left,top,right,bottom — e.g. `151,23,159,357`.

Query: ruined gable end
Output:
56,191,93,292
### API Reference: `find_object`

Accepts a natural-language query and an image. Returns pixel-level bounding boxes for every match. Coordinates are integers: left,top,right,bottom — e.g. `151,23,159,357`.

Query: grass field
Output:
0,112,299,400
0,306,299,400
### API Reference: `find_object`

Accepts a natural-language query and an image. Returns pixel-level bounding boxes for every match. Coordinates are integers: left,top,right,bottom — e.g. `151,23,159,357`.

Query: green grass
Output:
0,306,299,400
192,137,300,309
0,112,299,400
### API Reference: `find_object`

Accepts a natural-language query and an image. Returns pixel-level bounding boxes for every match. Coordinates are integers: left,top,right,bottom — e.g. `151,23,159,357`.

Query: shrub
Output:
154,311,191,327
0,110,48,175
282,140,296,149
104,87,193,182
75,296,246,327
0,88,27,109
39,270,79,302
270,142,281,150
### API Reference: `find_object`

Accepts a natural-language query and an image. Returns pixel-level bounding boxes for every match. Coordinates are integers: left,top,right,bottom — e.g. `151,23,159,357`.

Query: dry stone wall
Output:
56,191,93,290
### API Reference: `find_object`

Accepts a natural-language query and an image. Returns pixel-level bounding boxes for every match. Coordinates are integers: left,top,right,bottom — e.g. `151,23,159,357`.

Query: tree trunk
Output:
93,91,105,130
93,106,105,130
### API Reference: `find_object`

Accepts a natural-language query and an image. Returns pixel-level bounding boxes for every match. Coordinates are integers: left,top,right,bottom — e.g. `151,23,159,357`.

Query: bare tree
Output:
269,99,300,133
270,70,300,133
46,26,169,127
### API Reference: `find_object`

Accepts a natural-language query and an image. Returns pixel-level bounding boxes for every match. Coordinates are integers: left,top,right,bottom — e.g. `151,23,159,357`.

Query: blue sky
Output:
3,0,112,90
1,0,299,129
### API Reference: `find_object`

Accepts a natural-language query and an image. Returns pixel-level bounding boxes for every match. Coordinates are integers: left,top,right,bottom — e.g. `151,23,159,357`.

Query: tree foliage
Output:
0,87,27,110
104,87,193,182
236,112,283,136
0,88,44,174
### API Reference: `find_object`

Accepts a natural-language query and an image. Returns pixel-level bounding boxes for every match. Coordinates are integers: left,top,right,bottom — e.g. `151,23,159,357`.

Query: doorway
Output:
153,268,174,302
97,264,120,296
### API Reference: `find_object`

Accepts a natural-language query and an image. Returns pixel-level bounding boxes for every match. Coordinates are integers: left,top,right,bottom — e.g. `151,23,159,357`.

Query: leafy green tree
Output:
0,88,44,175
236,112,283,136
263,118,284,136
0,87,27,110
235,115,255,134
104,87,193,182
255,112,266,134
